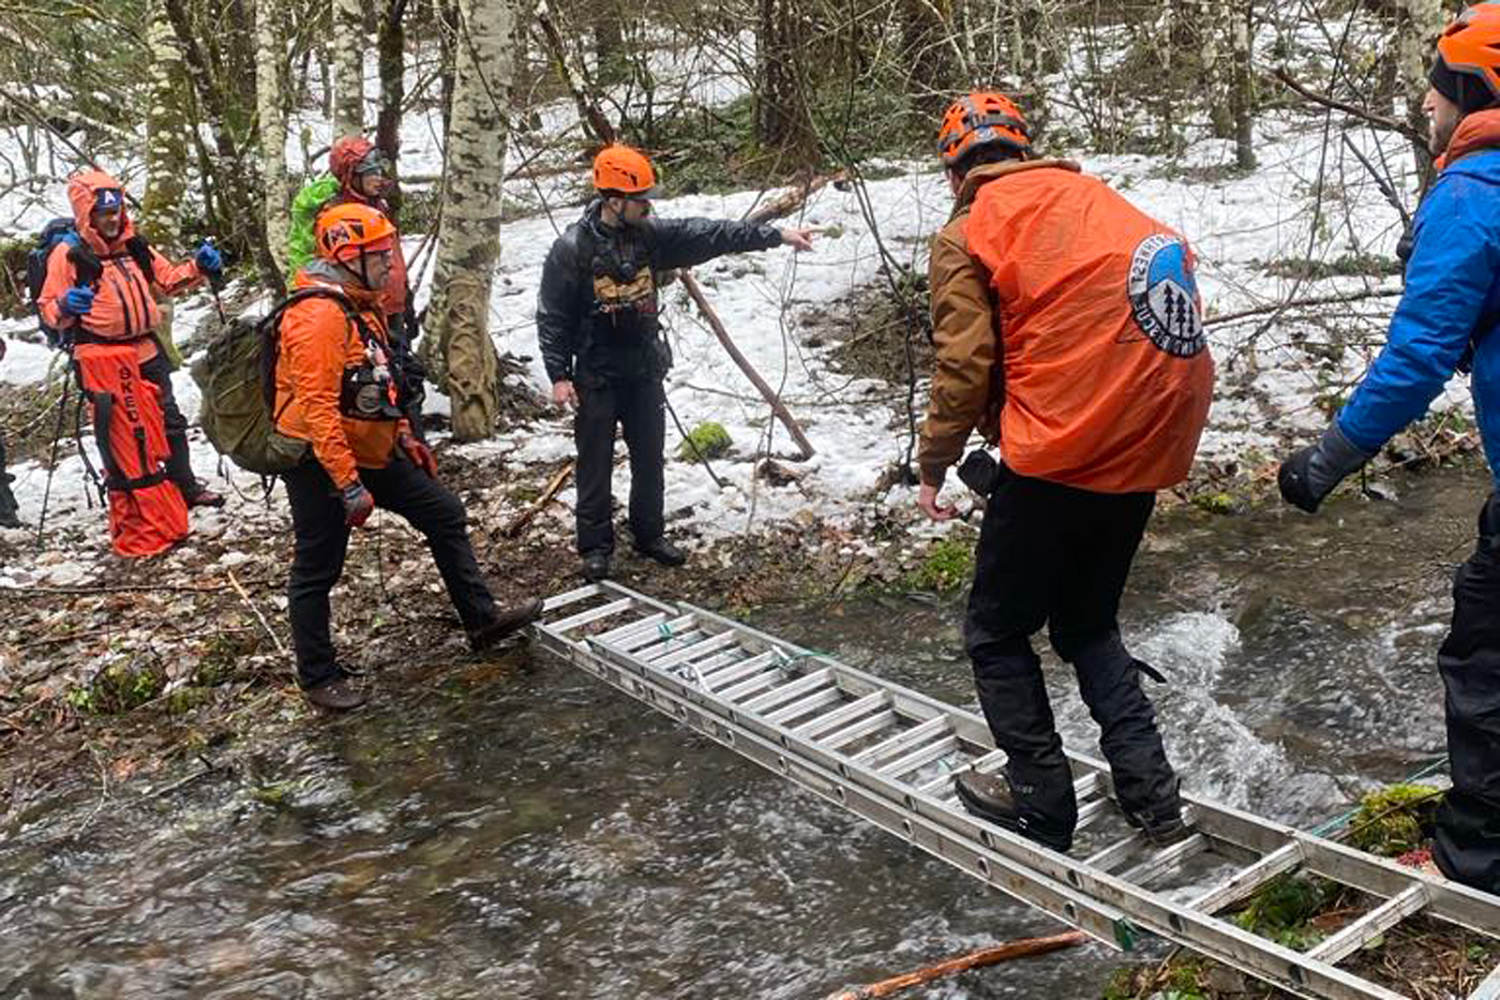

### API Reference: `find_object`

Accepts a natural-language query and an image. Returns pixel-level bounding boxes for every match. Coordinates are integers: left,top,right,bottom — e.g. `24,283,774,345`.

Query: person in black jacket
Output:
537,144,814,581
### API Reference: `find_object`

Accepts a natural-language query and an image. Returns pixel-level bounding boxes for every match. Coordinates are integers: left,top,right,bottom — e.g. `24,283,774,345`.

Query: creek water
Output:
1,468,1488,999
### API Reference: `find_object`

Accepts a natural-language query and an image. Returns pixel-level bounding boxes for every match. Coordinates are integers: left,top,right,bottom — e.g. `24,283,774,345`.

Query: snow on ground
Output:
0,43,1468,571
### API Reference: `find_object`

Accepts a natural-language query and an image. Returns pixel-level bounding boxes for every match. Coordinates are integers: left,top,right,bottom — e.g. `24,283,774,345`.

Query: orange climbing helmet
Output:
593,144,656,195
1433,3,1500,113
314,202,397,264
936,91,1031,168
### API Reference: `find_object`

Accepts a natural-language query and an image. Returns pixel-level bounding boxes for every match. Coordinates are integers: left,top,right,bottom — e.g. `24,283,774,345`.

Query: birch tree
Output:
141,0,189,243
422,0,517,441
1397,0,1445,180
333,0,366,136
257,0,289,274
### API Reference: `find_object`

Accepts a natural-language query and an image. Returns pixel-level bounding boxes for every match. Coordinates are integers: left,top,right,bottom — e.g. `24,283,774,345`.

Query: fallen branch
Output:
502,462,574,538
0,577,276,596
228,568,286,658
680,271,816,460
823,931,1088,999
1205,287,1402,327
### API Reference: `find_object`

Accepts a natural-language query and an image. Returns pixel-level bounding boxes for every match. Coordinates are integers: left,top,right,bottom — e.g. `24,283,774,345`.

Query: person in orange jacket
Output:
916,93,1214,853
38,169,225,508
275,203,541,711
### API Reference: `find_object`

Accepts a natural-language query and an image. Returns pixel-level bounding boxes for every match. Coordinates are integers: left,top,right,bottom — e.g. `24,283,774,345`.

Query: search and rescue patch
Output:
1124,233,1205,358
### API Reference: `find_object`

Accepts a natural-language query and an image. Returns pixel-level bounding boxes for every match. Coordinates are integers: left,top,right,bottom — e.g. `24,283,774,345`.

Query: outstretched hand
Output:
917,482,958,521
781,227,816,252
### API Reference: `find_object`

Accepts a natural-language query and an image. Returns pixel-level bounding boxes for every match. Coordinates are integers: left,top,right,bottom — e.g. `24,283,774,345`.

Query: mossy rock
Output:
1347,783,1442,857
678,421,732,462
66,660,167,715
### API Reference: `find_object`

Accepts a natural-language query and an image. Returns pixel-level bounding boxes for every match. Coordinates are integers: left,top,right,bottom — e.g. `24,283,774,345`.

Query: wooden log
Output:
823,931,1087,1000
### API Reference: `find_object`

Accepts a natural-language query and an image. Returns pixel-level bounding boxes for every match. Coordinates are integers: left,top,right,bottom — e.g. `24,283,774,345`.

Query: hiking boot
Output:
304,676,367,711
581,552,610,581
468,597,544,652
1125,805,1193,847
0,508,20,529
186,484,225,508
635,536,686,567
954,769,1073,853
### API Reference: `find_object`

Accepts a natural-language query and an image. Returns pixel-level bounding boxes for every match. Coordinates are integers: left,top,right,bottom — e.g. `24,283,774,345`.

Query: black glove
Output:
1278,423,1375,513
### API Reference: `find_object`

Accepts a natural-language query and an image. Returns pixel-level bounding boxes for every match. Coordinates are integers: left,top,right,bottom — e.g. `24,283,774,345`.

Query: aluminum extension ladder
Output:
533,581,1500,1000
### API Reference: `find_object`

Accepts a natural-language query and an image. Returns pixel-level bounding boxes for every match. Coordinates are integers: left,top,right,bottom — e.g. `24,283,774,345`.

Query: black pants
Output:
1434,492,1500,894
964,466,1178,837
282,456,499,689
574,376,665,557
138,352,197,499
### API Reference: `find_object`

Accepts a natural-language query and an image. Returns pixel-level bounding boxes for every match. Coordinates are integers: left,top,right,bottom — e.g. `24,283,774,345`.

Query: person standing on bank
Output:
536,143,815,582
1278,2,1500,895
916,93,1214,853
275,203,541,711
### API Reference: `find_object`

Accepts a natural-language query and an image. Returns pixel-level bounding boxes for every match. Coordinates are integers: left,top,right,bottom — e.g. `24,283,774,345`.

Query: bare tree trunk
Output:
333,0,365,136
1398,0,1443,183
755,0,815,157
1231,1,1255,170
422,0,518,441
141,0,189,243
257,0,289,275
376,0,406,214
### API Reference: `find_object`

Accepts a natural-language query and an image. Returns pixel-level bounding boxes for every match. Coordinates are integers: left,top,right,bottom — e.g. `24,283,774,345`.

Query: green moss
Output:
1234,873,1339,950
907,535,975,594
195,632,258,687
67,660,168,715
677,421,732,462
1192,492,1238,515
166,686,213,714
1346,783,1442,857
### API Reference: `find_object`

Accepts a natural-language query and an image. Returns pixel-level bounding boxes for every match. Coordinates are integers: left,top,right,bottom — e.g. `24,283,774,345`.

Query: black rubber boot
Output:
635,536,686,566
581,552,611,581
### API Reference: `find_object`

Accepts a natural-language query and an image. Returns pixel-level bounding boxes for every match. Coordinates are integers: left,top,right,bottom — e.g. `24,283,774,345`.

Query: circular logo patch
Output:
1126,233,1205,358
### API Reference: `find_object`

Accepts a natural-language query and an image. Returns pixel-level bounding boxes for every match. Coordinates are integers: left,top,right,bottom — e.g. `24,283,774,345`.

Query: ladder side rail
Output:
567,634,1407,1000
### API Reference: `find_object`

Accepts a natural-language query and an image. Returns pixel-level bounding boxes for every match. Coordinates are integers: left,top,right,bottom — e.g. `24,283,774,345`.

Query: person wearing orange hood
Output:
37,170,224,555
1279,3,1500,894
274,203,540,711
916,93,1214,854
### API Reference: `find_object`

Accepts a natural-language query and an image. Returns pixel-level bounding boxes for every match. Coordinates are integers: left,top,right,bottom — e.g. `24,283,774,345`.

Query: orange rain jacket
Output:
919,160,1214,493
37,170,206,363
273,262,409,489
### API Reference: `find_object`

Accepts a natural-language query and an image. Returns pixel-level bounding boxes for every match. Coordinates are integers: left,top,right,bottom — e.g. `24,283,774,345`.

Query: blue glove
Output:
61,286,94,317
194,240,223,276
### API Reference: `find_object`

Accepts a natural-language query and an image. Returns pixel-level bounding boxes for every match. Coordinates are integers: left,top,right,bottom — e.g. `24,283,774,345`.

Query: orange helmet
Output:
1434,3,1500,113
315,202,396,265
593,144,656,195
936,92,1031,167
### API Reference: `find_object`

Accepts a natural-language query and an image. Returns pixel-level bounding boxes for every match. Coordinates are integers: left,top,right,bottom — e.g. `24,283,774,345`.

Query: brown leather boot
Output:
304,676,367,711
468,597,544,652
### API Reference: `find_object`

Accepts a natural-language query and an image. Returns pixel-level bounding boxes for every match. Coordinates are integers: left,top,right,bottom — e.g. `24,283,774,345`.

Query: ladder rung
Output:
793,691,886,738
541,582,603,613
705,652,778,692
1086,832,1144,872
852,717,950,767
1190,842,1303,915
594,611,667,645
1120,833,1210,886
1076,796,1115,830
822,709,899,751
742,669,834,713
1074,772,1106,797
635,629,707,661
652,630,741,669
879,735,960,780
918,768,959,796
966,749,1008,774
616,615,697,652
765,687,845,727
1304,884,1428,965
548,596,635,633
718,670,785,703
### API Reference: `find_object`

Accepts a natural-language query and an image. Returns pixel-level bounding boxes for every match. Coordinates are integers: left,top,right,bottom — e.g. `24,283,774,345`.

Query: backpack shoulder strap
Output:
123,235,157,285
258,287,379,408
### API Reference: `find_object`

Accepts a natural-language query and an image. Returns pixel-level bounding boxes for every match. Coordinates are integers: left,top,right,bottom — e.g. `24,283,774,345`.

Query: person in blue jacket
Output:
1279,2,1500,895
